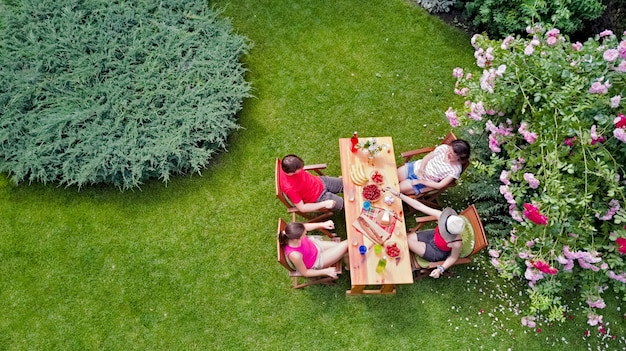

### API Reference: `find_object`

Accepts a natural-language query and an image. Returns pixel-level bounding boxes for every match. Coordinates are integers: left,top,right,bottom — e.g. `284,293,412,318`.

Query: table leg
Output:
346,285,397,295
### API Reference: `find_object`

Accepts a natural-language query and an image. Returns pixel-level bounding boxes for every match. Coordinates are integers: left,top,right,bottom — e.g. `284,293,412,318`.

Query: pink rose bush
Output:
446,24,626,328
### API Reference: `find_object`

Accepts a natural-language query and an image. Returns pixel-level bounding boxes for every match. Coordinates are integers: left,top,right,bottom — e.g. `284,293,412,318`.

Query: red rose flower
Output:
615,113,626,128
616,237,626,255
532,260,558,274
523,203,548,225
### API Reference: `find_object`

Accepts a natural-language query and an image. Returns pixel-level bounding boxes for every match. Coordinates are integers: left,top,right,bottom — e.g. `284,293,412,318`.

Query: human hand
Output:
429,269,442,279
321,220,335,230
324,200,336,209
324,268,338,279
384,186,400,197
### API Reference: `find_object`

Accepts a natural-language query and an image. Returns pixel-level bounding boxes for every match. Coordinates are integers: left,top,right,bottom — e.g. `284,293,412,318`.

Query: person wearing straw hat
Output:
386,187,465,278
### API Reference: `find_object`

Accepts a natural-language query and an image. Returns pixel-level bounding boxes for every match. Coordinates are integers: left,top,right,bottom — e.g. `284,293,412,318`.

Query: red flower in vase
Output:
523,203,548,225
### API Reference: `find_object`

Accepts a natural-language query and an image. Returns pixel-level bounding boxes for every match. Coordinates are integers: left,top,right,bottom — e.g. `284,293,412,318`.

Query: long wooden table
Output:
339,137,413,295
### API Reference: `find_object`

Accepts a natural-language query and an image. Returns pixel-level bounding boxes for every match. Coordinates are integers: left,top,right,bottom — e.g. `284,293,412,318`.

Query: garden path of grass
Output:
0,0,624,350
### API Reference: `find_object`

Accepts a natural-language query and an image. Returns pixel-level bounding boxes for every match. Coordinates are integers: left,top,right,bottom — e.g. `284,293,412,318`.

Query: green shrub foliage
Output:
0,0,251,189
464,0,605,38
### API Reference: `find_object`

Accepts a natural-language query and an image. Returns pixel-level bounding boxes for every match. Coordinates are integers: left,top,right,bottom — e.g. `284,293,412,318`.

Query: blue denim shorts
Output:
406,161,426,195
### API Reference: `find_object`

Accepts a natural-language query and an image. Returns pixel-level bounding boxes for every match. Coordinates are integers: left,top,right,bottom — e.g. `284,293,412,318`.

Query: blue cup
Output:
362,200,371,211
358,245,367,255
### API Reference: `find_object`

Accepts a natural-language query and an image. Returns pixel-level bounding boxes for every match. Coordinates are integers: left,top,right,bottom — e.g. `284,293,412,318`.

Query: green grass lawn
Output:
1,0,623,350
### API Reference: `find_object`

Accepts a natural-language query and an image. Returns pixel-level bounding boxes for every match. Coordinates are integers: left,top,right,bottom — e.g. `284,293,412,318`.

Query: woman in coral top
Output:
387,187,465,279
279,220,348,279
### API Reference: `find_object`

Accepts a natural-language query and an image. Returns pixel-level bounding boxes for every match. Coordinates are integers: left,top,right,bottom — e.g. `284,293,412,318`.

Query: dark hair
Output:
450,140,471,165
281,154,304,173
278,222,306,246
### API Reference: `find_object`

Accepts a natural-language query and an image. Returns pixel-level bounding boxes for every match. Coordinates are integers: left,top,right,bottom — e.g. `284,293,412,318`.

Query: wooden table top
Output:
339,137,413,290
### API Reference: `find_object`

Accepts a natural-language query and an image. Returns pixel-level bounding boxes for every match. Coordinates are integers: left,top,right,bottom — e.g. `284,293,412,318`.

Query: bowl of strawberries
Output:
362,184,381,202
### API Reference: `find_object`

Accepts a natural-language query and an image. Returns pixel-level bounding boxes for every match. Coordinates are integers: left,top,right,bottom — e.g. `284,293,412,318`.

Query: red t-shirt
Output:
280,169,324,204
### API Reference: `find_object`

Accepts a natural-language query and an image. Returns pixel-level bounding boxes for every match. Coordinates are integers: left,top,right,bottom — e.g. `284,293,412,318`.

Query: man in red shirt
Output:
280,154,344,212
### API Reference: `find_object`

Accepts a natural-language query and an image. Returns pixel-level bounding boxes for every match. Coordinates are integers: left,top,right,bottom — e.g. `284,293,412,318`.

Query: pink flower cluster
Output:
511,157,525,172
480,65,506,93
485,119,512,152
499,185,523,221
523,172,540,189
586,296,606,309
523,203,548,225
590,125,605,145
610,95,621,108
452,67,464,78
545,28,561,46
445,107,459,127
589,78,611,94
474,47,494,68
521,315,536,328
607,270,626,283
557,246,602,272
518,122,537,143
467,101,486,121
524,38,540,56
587,312,603,326
599,29,614,38
614,113,626,143
595,199,620,220
501,35,514,50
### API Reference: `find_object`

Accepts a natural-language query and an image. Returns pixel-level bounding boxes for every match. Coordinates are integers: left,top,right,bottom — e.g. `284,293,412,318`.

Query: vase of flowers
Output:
356,137,388,165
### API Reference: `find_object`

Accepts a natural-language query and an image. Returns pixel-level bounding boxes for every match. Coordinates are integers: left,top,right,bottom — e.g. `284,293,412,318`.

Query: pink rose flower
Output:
610,95,621,108
604,49,620,62
523,173,540,189
524,44,534,56
445,107,460,127
501,35,514,50
572,42,583,51
589,79,611,94
453,67,464,78
599,29,613,37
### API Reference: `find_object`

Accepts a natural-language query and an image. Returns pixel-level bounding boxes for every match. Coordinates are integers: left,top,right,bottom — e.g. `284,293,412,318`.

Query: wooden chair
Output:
276,218,342,289
400,132,468,209
408,204,487,279
275,158,334,237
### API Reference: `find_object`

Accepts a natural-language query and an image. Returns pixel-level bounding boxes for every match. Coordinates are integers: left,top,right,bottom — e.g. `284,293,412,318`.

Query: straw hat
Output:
438,207,465,242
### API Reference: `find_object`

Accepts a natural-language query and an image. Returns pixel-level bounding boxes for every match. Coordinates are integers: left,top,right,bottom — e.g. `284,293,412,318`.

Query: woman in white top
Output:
397,140,470,195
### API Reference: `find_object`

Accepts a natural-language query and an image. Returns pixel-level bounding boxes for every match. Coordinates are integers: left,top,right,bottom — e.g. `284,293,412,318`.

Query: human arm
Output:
294,199,335,213
429,243,462,278
303,220,334,232
411,174,456,191
389,190,442,218
414,149,436,177
288,251,339,278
